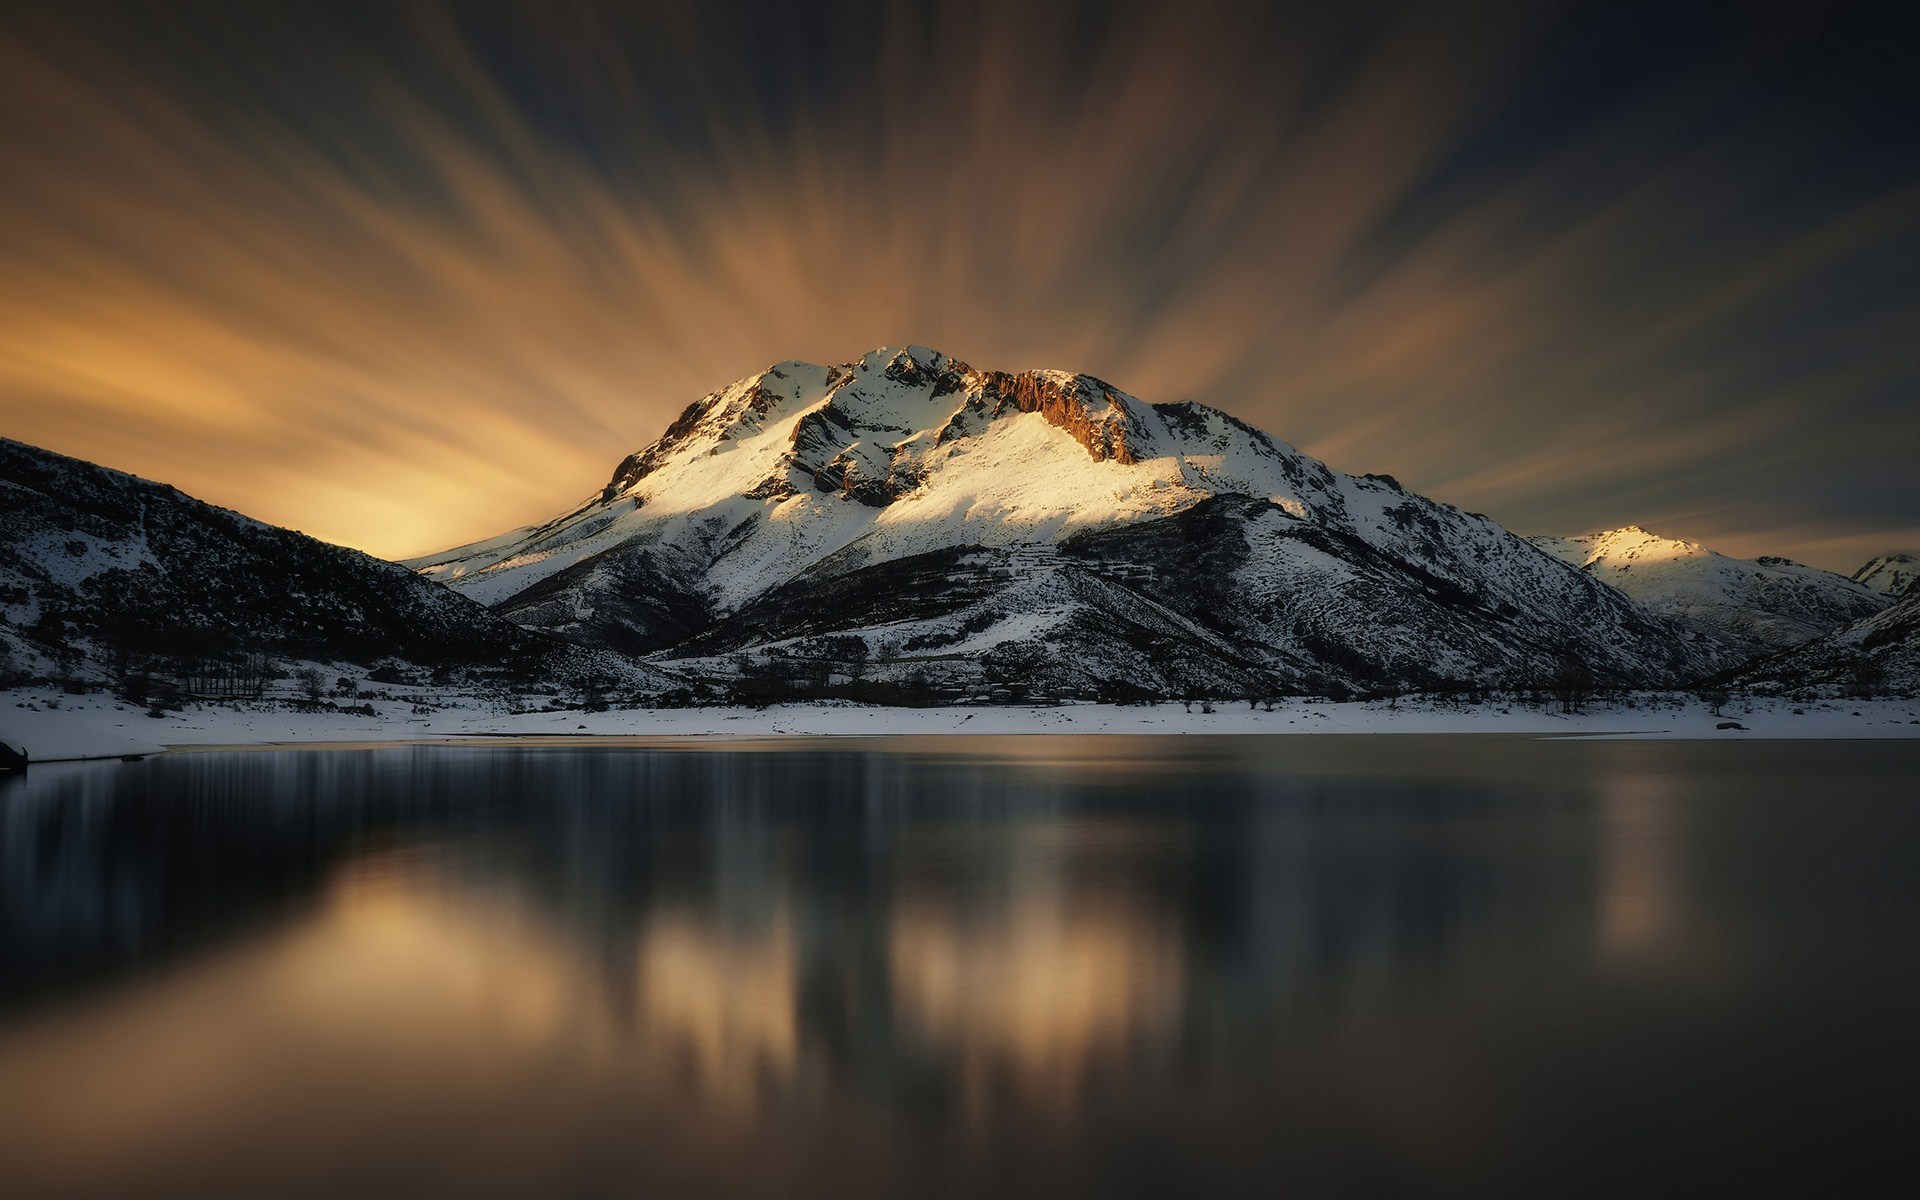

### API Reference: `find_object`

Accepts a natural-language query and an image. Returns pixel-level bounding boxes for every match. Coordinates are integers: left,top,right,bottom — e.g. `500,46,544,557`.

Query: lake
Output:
2,736,1917,1198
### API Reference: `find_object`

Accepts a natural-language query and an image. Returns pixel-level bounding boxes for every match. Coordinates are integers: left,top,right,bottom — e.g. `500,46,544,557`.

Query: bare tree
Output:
1549,660,1594,715
296,666,326,702
1849,655,1886,700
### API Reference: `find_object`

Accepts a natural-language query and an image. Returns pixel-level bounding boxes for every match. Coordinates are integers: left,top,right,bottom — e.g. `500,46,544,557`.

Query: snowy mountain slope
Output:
1528,526,1888,656
658,540,1287,701
1852,553,1919,597
1734,591,1920,695
0,438,644,686
414,347,1712,694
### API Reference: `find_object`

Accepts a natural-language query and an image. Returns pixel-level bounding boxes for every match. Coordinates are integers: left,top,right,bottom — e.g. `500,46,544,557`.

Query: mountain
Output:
413,346,1709,697
1527,526,1889,657
1734,591,1920,695
0,438,617,688
1852,553,1919,598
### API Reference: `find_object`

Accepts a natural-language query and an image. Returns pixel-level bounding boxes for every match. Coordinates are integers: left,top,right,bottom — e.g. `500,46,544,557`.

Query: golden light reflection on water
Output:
890,893,1183,1119
636,912,801,1112
0,824,1200,1194
1595,775,1683,962
5,740,1918,1197
0,851,608,1186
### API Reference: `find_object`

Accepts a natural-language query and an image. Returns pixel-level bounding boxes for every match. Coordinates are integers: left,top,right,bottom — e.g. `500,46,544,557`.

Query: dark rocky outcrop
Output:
970,369,1146,464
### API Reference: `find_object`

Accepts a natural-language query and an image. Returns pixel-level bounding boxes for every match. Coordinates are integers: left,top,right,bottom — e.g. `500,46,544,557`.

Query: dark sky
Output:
1,0,1914,567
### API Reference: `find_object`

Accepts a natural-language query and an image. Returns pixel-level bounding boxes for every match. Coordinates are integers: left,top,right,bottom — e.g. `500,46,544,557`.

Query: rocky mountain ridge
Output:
412,346,1718,697
7,344,1911,702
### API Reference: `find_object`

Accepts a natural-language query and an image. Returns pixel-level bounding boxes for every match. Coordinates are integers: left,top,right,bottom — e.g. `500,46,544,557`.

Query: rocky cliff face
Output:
411,346,1716,696
969,368,1149,465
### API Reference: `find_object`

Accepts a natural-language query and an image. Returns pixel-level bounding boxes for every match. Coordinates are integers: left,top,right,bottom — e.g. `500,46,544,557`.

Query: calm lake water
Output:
1,736,1917,1198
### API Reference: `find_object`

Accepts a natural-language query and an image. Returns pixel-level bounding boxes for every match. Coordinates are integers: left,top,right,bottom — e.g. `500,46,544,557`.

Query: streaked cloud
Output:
0,0,1913,567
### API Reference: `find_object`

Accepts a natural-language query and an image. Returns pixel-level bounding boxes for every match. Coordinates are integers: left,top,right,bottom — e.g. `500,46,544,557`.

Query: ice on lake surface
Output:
2,735,1917,1198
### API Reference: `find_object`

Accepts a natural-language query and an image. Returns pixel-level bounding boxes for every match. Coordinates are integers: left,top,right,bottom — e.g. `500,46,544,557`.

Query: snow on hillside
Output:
7,685,1918,762
1853,553,1919,597
0,705,166,762
410,347,1713,694
416,349,1273,610
0,438,665,692
1529,526,1887,654
1737,591,1920,695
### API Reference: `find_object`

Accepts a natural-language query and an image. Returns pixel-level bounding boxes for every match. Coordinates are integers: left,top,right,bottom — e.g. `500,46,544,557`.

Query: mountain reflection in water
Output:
1,737,1917,1198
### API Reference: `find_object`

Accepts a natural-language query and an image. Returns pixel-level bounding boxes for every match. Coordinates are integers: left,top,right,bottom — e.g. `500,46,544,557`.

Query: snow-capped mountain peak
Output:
1852,552,1919,597
421,346,1331,612
1528,525,1888,653
407,348,1710,694
1533,525,1709,567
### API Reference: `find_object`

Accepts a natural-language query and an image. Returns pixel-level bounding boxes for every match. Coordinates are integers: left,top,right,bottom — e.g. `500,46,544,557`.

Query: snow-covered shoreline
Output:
5,688,1918,763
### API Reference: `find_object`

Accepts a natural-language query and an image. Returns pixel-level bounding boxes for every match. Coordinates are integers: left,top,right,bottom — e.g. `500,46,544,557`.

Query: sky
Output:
1,0,1915,569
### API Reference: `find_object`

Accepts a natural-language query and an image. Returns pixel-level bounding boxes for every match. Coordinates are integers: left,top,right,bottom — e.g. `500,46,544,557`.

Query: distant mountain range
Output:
1527,526,1886,657
4,347,1913,700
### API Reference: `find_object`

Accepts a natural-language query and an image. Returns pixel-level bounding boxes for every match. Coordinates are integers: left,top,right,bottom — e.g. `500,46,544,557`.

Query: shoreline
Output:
6,689,1919,763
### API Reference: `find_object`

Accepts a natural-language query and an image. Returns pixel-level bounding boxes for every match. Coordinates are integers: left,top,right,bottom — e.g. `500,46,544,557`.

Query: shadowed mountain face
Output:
413,347,1712,695
0,439,584,682
1736,591,1920,695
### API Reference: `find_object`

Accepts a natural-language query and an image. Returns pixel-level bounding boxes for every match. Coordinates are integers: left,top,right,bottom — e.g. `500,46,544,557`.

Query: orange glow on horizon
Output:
1,4,1912,567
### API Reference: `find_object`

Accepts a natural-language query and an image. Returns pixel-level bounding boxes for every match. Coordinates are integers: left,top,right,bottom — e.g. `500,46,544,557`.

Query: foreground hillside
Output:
1736,592,1920,695
0,439,637,691
414,346,1710,697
